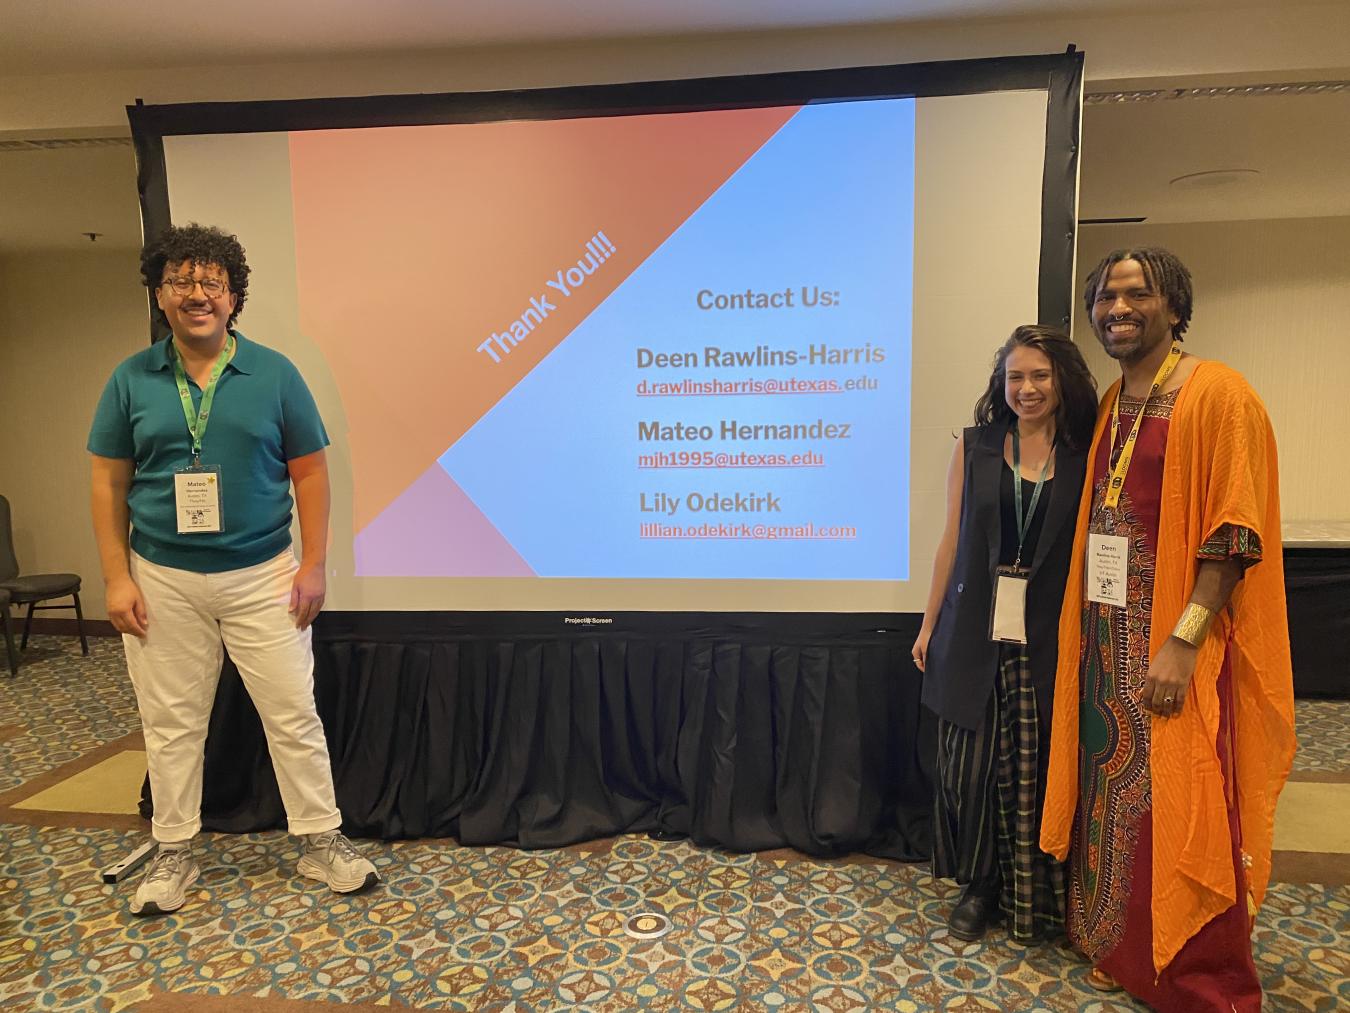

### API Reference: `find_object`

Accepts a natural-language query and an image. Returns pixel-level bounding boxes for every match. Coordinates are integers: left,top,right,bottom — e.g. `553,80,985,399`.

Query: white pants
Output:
124,550,341,843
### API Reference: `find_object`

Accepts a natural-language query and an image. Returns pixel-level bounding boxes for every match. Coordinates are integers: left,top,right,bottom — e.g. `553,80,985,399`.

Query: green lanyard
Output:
170,334,234,464
1011,427,1054,569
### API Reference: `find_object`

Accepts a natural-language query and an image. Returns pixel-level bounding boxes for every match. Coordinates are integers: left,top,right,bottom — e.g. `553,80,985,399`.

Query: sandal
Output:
1086,967,1123,992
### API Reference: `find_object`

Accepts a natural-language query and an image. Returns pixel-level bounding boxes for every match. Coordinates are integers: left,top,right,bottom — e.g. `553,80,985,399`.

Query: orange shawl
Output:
1040,361,1295,975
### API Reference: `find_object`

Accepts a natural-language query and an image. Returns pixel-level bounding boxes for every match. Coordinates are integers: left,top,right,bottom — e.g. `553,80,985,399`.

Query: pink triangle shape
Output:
354,464,535,577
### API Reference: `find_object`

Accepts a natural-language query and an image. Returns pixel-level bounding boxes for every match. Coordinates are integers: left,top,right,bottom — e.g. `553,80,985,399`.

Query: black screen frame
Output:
126,51,1085,630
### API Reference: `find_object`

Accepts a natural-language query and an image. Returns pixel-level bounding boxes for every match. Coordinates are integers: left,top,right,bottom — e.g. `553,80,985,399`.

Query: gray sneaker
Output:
130,846,200,916
297,831,379,893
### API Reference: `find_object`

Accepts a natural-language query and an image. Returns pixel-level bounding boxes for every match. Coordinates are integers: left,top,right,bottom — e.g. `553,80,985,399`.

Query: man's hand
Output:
286,448,329,631
106,576,148,638
289,561,326,630
1142,637,1198,718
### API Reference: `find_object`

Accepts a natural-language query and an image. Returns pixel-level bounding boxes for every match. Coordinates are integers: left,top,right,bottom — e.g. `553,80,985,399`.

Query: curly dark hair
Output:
140,223,250,330
1082,246,1192,340
972,324,1098,450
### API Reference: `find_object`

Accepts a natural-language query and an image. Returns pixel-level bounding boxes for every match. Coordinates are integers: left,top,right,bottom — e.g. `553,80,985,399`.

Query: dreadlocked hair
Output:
1082,246,1193,340
140,223,250,330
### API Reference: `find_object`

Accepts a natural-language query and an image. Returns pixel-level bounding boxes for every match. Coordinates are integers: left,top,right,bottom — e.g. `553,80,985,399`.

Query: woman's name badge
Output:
990,565,1029,644
174,464,223,534
1086,533,1129,607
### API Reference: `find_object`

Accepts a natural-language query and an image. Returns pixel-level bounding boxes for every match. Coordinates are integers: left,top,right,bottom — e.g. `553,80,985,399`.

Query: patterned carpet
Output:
0,637,141,795
1,636,1346,1012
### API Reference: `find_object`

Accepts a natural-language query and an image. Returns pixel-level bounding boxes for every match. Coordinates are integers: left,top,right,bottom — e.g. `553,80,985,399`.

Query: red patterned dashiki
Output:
1069,389,1262,1013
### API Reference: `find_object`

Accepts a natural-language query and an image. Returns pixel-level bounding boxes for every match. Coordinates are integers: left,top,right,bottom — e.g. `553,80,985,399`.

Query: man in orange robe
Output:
1040,247,1295,1010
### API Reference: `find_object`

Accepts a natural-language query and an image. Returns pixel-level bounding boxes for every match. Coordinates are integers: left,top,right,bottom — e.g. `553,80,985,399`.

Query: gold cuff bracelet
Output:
1172,602,1215,647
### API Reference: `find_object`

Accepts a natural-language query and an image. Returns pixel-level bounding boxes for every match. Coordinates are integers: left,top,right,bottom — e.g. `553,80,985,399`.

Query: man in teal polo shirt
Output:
89,223,378,915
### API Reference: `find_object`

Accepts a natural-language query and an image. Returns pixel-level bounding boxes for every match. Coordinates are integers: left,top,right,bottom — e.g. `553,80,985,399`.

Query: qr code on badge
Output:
188,508,206,523
1097,576,1117,597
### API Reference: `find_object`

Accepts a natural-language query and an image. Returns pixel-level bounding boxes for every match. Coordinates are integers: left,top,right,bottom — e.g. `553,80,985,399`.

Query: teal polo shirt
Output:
88,331,329,574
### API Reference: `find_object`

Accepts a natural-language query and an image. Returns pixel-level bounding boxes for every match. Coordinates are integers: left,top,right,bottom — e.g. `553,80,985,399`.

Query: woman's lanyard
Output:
1011,426,1054,570
170,334,234,466
1104,340,1182,510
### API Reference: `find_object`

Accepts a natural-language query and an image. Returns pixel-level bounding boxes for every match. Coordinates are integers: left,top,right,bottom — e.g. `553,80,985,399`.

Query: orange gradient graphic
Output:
288,107,800,533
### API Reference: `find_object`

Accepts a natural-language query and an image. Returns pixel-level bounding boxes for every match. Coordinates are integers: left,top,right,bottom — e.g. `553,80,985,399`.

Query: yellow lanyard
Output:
1104,341,1182,510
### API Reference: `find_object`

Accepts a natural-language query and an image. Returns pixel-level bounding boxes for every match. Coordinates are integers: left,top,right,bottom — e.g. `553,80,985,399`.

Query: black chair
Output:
0,494,89,662
1,587,17,677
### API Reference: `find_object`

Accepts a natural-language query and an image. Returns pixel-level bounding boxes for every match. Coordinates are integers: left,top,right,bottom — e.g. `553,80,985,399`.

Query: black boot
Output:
948,882,1000,941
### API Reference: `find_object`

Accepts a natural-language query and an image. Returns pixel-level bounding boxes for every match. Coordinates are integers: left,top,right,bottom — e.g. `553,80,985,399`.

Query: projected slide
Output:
288,98,914,580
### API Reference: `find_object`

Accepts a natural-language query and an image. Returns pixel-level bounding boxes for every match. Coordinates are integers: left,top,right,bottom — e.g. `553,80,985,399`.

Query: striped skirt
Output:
932,645,1065,942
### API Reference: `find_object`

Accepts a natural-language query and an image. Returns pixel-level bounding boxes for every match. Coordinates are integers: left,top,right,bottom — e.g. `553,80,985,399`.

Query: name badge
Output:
990,565,1029,644
1086,533,1129,608
174,464,223,534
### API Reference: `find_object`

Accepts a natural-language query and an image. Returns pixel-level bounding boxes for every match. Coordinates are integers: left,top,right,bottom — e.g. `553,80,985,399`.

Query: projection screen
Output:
128,53,1084,614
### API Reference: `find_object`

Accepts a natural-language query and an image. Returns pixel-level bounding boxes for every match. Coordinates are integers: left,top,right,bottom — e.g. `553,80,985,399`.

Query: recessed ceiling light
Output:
1169,169,1261,189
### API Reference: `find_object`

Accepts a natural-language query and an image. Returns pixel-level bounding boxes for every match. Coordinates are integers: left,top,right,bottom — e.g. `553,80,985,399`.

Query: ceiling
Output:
0,0,1344,251
0,142,141,252
1078,86,1350,224
1,0,1240,76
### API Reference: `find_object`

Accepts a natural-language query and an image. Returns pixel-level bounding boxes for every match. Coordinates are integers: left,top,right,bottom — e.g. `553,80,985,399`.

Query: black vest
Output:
920,424,1087,730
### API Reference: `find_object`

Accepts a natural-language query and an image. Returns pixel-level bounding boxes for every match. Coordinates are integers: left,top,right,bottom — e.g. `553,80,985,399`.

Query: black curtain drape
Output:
1285,548,1350,699
147,613,936,861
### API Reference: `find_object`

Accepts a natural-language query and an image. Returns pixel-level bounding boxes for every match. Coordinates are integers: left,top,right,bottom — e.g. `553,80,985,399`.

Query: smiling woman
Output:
915,324,1096,944
1004,345,1058,428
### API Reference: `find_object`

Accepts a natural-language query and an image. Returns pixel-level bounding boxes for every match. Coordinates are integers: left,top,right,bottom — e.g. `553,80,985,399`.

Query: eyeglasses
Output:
161,276,229,298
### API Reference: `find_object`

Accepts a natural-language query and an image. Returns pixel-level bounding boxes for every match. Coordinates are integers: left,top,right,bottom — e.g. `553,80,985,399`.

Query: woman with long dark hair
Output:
912,324,1097,943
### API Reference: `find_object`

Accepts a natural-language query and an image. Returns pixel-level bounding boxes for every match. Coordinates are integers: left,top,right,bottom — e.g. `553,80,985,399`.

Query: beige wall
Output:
0,248,148,618
1072,216,1350,526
